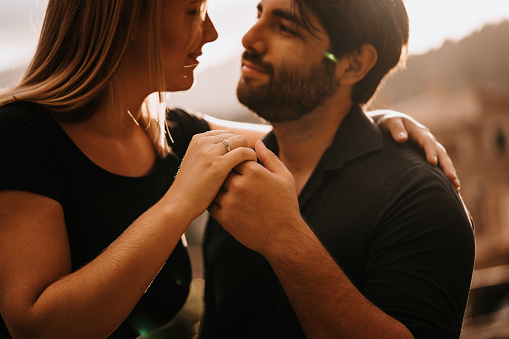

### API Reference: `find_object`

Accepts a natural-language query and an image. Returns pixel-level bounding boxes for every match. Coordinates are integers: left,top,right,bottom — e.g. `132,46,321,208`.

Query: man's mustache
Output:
242,50,274,74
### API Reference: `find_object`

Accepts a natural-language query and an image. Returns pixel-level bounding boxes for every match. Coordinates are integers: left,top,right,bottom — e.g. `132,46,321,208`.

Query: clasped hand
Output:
209,140,302,256
169,130,257,223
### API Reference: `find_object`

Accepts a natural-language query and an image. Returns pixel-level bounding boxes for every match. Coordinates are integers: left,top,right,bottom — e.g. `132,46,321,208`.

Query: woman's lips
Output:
185,53,201,68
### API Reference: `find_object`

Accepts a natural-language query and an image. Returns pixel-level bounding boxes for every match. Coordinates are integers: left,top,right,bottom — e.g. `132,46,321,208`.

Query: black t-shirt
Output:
201,106,475,338
0,102,210,338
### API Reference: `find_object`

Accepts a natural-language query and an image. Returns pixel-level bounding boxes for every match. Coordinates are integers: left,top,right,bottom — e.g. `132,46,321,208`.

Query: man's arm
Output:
261,217,414,338
209,141,413,339
209,140,474,338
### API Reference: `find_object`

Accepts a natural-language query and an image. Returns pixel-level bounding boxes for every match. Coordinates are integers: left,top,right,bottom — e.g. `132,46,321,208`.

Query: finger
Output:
218,134,250,154
380,116,408,143
403,120,438,166
212,189,226,207
420,135,439,166
200,132,237,144
436,143,461,190
209,180,231,216
221,170,240,190
202,129,235,136
221,147,258,169
254,140,286,175
190,131,236,151
191,132,249,157
208,200,221,217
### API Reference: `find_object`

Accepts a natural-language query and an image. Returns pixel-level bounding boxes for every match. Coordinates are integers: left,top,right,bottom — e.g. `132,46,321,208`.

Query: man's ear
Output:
337,44,377,85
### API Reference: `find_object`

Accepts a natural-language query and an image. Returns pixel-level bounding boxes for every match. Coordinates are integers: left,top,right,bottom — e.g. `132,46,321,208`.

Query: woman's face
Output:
159,0,218,91
129,0,218,94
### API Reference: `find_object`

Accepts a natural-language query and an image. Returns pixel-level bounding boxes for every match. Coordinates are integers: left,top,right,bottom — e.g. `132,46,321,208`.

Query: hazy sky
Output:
1,0,509,73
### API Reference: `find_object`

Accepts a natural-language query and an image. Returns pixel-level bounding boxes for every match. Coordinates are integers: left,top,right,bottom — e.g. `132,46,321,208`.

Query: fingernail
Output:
453,174,461,190
398,132,407,140
433,156,438,165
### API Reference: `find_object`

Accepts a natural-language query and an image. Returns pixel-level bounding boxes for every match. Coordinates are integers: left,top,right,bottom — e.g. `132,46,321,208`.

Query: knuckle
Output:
239,147,257,160
191,133,203,143
425,131,436,142
229,178,241,191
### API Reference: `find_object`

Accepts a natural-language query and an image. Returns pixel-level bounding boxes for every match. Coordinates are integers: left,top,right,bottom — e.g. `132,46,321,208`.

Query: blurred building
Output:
371,80,509,338
382,82,509,270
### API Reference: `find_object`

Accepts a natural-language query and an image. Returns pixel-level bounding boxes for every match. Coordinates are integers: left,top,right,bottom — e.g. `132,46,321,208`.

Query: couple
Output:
0,0,473,338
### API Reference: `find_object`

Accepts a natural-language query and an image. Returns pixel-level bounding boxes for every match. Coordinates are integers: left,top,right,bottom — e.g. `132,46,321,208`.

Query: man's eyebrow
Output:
257,3,305,27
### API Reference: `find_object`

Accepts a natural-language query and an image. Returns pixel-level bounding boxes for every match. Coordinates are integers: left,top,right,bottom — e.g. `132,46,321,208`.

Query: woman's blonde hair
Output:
0,0,173,156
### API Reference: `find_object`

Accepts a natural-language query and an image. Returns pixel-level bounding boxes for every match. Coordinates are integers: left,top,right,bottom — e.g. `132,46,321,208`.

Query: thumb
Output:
255,140,285,174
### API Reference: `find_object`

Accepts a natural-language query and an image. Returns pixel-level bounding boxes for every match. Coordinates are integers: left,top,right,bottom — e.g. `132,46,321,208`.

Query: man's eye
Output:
279,24,296,35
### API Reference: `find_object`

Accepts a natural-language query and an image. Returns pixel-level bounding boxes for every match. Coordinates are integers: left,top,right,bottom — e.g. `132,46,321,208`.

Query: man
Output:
202,0,475,338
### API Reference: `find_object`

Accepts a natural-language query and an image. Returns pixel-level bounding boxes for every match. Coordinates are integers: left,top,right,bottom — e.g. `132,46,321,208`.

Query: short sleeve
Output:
166,108,211,159
0,102,67,203
362,165,475,338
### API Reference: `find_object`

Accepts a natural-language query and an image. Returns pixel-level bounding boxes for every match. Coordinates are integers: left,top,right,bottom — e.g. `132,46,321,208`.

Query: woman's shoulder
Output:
166,107,210,158
0,101,54,129
167,107,208,128
0,101,68,152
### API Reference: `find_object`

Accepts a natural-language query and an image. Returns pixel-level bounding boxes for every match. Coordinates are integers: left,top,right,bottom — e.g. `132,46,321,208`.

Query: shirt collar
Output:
261,105,383,172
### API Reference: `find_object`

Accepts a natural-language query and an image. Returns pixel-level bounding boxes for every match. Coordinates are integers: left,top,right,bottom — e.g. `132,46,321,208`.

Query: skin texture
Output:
0,0,457,337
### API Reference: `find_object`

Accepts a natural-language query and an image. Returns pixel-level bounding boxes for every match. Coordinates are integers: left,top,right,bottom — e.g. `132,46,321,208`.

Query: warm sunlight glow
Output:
404,0,509,54
1,0,509,72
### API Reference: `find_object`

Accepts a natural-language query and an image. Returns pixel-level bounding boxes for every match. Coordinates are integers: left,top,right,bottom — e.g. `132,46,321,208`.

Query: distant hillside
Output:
370,20,509,108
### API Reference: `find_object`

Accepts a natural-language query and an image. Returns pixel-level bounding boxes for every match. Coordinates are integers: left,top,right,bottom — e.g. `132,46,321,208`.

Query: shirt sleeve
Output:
0,103,67,203
362,165,475,338
166,108,211,159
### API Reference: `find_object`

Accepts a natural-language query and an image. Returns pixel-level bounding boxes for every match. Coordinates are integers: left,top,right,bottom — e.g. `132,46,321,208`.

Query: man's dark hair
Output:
293,0,409,104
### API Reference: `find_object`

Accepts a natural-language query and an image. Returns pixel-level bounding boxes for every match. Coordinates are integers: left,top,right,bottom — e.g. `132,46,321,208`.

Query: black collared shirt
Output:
201,105,475,338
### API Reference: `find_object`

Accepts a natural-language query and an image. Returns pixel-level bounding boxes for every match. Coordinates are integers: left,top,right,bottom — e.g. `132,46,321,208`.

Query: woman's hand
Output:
168,130,257,223
209,140,301,256
372,110,460,190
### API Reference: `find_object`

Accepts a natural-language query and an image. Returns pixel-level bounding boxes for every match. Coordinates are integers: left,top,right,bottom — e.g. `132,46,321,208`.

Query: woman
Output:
0,0,456,338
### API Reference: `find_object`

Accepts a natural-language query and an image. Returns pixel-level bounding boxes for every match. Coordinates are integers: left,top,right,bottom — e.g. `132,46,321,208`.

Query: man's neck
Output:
271,94,353,195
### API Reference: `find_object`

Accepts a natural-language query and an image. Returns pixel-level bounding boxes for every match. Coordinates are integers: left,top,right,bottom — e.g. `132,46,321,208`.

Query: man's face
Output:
237,0,338,123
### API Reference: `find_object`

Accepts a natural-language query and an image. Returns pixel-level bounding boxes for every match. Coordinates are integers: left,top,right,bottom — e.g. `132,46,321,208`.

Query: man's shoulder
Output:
365,128,449,185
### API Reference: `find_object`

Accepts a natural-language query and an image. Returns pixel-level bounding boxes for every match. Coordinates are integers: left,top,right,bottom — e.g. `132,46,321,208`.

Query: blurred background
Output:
2,1,509,338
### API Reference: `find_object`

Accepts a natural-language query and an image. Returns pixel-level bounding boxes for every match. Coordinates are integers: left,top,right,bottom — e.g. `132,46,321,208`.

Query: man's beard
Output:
237,50,339,123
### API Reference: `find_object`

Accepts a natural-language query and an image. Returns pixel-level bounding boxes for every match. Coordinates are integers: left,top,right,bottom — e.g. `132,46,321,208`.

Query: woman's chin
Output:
167,76,195,92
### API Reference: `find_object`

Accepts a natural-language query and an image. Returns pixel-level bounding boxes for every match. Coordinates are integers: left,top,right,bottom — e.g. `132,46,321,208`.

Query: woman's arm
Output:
204,114,271,148
0,131,256,339
206,112,460,190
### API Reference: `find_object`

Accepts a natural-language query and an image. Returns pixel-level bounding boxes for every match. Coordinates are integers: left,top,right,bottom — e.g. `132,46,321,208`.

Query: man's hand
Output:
170,130,257,224
208,140,302,256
